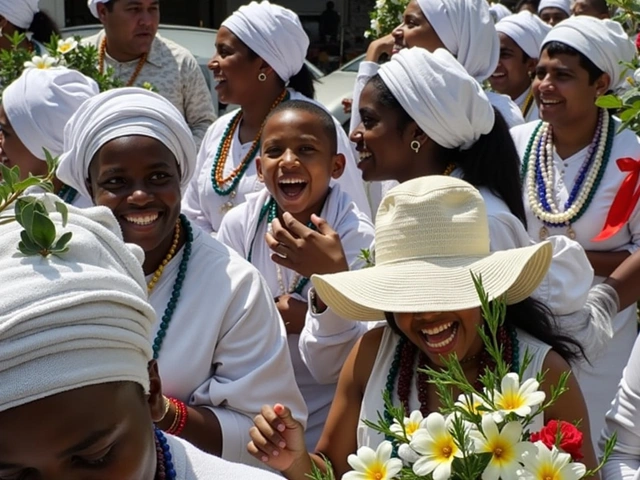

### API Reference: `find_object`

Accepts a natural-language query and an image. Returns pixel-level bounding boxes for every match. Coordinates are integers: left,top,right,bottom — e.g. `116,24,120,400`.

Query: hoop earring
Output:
258,73,267,82
410,140,421,154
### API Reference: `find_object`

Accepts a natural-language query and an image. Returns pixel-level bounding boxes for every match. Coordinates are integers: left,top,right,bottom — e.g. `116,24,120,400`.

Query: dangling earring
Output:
410,140,421,153
258,73,267,82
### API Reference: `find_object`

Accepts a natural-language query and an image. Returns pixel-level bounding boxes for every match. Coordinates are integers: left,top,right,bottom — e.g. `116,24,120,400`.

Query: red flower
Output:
530,420,584,461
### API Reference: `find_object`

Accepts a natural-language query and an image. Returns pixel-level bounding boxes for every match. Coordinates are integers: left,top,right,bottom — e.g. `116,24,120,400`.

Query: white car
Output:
314,54,363,130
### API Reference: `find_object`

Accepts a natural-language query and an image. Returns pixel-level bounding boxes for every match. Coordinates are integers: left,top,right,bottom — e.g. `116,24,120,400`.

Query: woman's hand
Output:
266,213,349,278
365,34,395,62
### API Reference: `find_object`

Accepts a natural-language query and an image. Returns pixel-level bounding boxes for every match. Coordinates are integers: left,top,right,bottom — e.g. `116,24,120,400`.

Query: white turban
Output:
57,87,197,200
496,11,551,58
378,48,495,150
538,0,571,15
2,68,99,160
543,16,636,89
490,3,512,22
87,0,108,18
0,195,155,413
0,0,39,29
222,1,309,83
416,0,499,81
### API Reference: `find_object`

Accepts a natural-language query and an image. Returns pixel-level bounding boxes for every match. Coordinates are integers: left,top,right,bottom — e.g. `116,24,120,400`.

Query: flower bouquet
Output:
365,0,409,39
310,276,615,480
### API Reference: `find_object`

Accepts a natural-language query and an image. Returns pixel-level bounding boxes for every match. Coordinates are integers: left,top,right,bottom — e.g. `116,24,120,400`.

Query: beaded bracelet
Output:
165,397,189,436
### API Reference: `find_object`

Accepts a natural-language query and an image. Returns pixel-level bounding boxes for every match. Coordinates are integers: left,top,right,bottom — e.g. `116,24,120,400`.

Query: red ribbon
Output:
593,157,640,242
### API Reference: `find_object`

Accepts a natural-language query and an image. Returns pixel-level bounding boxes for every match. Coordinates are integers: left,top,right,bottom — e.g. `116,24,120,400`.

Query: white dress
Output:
358,327,549,449
181,89,371,235
514,87,540,124
217,185,375,449
511,119,640,447
147,224,307,468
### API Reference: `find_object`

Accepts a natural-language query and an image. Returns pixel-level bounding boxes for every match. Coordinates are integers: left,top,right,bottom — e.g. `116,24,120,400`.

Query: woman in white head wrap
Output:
181,1,371,235
0,67,99,207
510,15,640,451
537,0,571,25
0,0,58,54
0,197,285,479
490,11,551,122
490,2,513,22
57,87,307,467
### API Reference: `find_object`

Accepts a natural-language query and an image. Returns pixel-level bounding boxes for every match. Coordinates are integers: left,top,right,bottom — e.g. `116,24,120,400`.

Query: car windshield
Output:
340,55,364,73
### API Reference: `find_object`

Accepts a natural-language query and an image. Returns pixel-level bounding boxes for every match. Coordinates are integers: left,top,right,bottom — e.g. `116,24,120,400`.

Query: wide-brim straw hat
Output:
311,176,553,321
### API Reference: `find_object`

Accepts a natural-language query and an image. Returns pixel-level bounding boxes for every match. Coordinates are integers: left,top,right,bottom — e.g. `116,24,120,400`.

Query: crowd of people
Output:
1,0,640,478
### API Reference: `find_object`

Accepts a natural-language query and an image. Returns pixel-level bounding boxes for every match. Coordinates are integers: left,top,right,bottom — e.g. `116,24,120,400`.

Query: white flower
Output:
520,441,586,480
390,410,425,441
375,0,386,8
24,54,57,70
57,37,78,54
370,18,381,34
409,413,462,480
398,443,421,465
470,415,533,480
343,441,403,480
492,373,545,422
455,393,486,415
633,68,640,84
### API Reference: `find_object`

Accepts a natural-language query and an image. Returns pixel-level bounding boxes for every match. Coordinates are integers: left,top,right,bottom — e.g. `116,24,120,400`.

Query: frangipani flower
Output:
492,373,545,421
470,415,532,480
520,441,586,480
410,413,462,480
455,392,486,415
390,410,425,441
57,37,78,54
24,54,57,70
343,441,403,480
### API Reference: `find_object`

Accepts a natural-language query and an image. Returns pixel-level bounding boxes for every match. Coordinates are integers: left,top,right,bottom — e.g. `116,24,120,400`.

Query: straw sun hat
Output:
311,176,553,321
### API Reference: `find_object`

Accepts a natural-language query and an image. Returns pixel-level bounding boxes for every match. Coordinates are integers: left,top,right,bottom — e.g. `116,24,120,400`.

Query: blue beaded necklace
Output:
151,215,193,360
57,185,78,204
154,428,177,480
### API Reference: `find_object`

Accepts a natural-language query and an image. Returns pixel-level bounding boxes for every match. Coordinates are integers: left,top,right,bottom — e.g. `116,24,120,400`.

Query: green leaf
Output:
596,95,624,109
19,229,40,252
13,176,42,191
55,201,69,227
30,211,56,250
620,108,640,122
52,231,72,252
44,149,59,174
0,164,14,188
14,197,36,231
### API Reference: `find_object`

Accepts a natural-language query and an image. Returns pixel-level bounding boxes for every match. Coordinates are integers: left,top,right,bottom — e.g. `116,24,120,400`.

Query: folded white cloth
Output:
496,11,551,58
87,0,108,18
221,1,309,83
0,0,39,29
58,87,197,200
490,3,512,22
0,195,155,413
538,0,571,15
378,47,495,150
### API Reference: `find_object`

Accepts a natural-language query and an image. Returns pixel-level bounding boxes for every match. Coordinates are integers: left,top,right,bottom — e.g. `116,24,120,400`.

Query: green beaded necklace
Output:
151,215,193,360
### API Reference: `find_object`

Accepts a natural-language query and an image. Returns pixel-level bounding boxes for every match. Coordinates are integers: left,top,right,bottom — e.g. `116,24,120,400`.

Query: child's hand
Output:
342,98,353,114
275,294,307,334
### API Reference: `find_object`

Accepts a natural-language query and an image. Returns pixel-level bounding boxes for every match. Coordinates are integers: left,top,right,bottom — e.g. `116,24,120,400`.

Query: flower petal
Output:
376,441,393,462
433,460,453,480
412,456,439,476
386,458,404,478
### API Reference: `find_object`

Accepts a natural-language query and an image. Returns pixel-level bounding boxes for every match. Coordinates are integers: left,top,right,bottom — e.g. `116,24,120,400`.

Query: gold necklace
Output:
521,89,535,117
147,220,181,293
443,163,456,176
98,37,148,87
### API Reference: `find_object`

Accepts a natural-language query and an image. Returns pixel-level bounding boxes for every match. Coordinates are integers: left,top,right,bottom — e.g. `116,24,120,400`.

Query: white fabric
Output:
218,185,373,448
542,17,636,89
0,195,155,413
514,88,540,123
358,327,548,448
182,89,371,234
416,0,499,82
58,88,197,200
538,0,571,15
87,0,107,18
511,119,640,448
490,3,512,22
2,67,99,160
221,1,308,83
166,434,283,479
496,11,551,58
0,0,39,28
486,90,525,127
378,48,495,150
147,226,307,467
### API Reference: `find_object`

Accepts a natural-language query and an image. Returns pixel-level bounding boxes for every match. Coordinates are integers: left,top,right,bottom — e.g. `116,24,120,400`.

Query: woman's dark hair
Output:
246,47,316,99
542,41,605,85
22,11,60,44
384,297,585,365
515,0,540,11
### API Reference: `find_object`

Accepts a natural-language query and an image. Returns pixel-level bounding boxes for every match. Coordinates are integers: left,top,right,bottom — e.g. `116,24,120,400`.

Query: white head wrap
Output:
0,195,155,413
537,0,571,15
542,16,636,89
0,0,39,29
221,1,309,83
378,48,495,150
57,87,197,200
416,0,499,81
2,68,99,160
490,3,512,22
87,0,108,18
495,11,551,58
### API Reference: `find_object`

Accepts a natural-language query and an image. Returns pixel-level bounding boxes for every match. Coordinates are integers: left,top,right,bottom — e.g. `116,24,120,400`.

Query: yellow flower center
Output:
366,461,387,480
406,422,419,436
60,45,70,53
494,447,503,458
442,446,452,458
498,390,524,411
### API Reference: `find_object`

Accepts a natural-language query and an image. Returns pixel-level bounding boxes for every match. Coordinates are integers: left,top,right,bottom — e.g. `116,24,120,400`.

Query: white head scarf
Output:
537,0,571,15
87,0,108,18
57,88,197,200
221,1,309,83
2,68,99,160
378,48,495,150
490,3,512,22
495,11,551,58
0,195,155,413
0,0,39,29
416,0,500,81
542,16,636,89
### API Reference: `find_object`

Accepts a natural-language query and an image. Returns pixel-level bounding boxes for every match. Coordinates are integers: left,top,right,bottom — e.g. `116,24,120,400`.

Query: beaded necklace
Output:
148,220,181,293
210,90,290,208
57,185,78,204
98,37,148,87
151,215,193,360
154,429,177,480
521,89,535,118
521,108,614,240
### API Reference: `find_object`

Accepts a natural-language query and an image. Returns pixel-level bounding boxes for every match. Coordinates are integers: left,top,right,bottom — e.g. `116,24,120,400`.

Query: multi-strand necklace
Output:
154,428,176,480
210,90,290,213
98,37,148,86
522,108,614,240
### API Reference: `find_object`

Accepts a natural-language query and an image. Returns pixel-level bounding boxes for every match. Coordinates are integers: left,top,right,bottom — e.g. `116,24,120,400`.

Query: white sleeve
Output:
348,61,381,135
601,335,640,480
216,205,249,258
182,126,216,234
